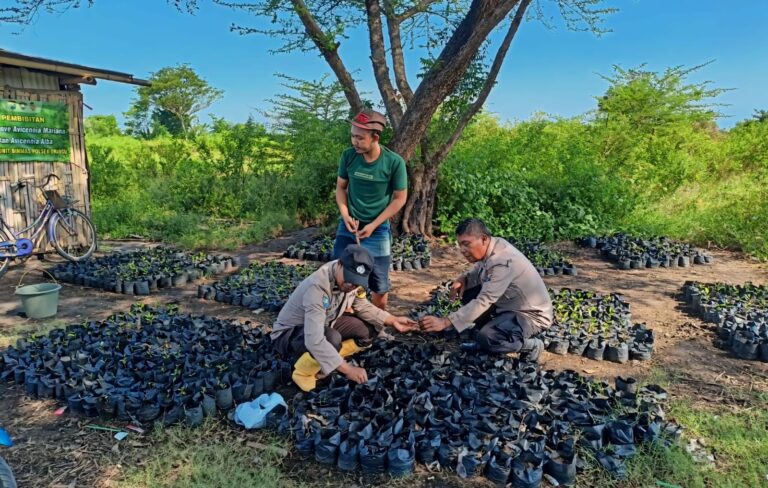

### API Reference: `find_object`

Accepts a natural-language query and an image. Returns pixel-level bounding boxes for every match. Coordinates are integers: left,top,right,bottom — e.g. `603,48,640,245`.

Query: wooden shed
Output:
0,49,147,250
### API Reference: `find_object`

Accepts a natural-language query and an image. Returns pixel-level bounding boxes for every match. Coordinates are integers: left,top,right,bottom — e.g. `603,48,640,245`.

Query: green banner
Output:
0,99,70,162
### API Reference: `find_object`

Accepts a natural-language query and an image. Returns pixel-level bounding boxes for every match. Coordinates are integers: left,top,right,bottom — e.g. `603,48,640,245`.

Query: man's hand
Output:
389,316,419,333
420,315,452,333
356,222,378,240
337,362,368,384
342,214,360,234
449,278,465,300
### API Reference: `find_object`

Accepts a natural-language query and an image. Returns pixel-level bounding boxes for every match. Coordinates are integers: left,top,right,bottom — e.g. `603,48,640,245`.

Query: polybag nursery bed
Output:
0,304,292,426
284,233,431,272
506,238,578,277
410,283,654,363
284,341,678,484
49,247,238,295
198,261,317,312
682,281,768,362
578,233,712,270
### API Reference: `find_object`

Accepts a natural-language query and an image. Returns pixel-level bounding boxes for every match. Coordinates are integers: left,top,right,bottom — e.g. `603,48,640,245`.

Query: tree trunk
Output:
392,138,445,236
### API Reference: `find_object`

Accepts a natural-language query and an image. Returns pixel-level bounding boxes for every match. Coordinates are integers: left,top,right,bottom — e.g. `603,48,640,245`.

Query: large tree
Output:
215,0,615,234
123,64,223,138
4,0,613,233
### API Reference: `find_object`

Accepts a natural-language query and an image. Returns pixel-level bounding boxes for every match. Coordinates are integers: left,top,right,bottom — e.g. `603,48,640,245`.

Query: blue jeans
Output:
333,218,391,294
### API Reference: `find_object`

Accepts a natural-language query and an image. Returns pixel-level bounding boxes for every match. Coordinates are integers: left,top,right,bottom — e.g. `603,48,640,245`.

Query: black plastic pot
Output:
337,440,359,471
162,404,184,426
585,340,606,361
458,450,484,479
607,420,635,445
577,423,605,450
314,429,341,465
568,339,588,356
629,343,653,361
547,340,569,355
359,443,387,475
134,281,151,296
596,452,628,479
215,386,233,410
759,342,768,363
486,453,512,485
67,394,84,415
731,334,759,360
510,451,544,488
387,444,415,477
185,404,204,427
24,374,38,397
416,431,441,464
544,453,577,486
615,376,637,395
295,431,315,458
437,442,461,470
605,342,629,363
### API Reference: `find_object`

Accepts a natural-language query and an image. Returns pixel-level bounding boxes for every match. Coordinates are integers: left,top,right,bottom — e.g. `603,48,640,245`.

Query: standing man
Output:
272,244,417,390
333,110,408,311
420,218,552,361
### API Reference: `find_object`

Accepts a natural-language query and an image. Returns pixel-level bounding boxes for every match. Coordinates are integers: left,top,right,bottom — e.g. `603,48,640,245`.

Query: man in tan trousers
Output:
272,244,417,389
420,218,552,361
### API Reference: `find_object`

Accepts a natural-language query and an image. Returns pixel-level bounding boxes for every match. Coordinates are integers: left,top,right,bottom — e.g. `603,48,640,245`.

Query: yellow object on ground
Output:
339,339,363,357
291,339,367,392
292,352,321,392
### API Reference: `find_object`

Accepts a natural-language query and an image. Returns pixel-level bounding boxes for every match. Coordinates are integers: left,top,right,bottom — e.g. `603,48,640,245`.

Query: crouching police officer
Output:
272,244,418,390
420,218,552,361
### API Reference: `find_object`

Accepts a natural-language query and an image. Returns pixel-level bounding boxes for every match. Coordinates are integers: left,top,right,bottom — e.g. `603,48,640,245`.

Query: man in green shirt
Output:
333,110,408,310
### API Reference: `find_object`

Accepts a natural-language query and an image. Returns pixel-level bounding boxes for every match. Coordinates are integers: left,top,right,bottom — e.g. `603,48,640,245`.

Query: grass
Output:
102,363,768,488
0,319,67,348
627,171,768,260
93,196,299,251
579,368,768,488
116,420,298,488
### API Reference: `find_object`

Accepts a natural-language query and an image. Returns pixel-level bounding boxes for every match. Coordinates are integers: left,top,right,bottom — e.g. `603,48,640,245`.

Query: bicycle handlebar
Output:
13,173,60,191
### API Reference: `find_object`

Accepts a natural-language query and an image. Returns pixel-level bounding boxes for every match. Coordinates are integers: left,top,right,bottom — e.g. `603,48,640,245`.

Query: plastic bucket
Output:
15,283,62,319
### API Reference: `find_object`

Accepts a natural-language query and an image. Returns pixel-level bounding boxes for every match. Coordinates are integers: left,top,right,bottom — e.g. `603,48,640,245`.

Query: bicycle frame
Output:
0,200,57,258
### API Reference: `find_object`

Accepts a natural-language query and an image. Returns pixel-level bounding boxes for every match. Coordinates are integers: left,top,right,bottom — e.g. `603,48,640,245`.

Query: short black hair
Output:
455,218,491,238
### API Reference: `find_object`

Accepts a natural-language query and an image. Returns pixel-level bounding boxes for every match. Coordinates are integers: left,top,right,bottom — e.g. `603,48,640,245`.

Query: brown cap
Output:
350,110,387,131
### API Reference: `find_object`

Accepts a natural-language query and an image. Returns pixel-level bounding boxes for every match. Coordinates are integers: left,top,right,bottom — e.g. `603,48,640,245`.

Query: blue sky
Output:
2,0,766,128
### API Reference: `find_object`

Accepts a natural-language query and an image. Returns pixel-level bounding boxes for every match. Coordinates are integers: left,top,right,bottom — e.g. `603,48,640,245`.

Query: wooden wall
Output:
0,66,91,250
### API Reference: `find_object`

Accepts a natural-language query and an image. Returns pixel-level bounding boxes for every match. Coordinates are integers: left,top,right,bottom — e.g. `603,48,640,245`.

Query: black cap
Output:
339,244,374,288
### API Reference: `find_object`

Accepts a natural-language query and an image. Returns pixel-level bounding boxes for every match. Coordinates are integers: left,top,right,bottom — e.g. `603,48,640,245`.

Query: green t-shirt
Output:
338,145,408,223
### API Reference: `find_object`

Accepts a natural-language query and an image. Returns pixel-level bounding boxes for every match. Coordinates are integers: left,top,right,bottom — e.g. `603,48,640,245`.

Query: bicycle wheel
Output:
0,229,12,277
48,208,97,261
0,455,16,488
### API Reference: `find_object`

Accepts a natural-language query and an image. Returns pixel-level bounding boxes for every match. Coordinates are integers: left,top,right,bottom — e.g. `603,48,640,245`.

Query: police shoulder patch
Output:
356,287,367,299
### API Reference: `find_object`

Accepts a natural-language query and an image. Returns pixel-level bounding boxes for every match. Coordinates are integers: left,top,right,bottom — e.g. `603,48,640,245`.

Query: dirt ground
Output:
1,231,767,487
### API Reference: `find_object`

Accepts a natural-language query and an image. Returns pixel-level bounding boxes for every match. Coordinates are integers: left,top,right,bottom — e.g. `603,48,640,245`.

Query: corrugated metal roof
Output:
0,49,149,86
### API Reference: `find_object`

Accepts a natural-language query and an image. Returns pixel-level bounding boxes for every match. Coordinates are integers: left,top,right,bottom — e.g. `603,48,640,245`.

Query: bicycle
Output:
0,173,96,277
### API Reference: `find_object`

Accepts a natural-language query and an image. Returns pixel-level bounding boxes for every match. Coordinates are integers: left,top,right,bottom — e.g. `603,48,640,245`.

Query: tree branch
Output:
389,0,520,161
365,0,404,127
290,0,365,113
383,0,414,105
432,0,531,163
398,0,441,21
